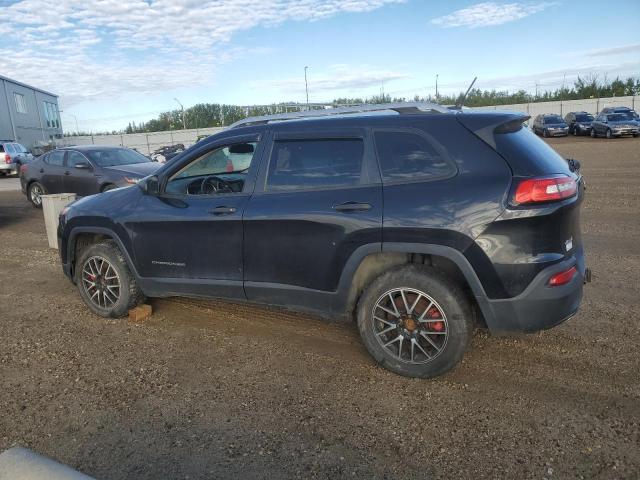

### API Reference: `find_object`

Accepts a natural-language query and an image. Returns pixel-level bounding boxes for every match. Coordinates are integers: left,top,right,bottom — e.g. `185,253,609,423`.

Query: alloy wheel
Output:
372,288,448,364
81,256,121,309
30,184,43,206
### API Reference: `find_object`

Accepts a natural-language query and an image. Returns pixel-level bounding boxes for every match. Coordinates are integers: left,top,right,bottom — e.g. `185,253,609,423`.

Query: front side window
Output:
267,138,363,191
374,131,455,183
14,93,27,113
166,142,257,195
15,143,28,153
46,150,65,166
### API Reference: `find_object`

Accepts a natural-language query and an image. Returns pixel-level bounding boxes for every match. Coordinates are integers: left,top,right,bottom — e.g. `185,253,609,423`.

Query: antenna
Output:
456,76,478,108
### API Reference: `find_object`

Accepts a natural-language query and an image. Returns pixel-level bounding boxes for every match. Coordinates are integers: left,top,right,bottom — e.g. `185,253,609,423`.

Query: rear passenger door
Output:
40,150,67,193
243,128,382,306
64,150,98,196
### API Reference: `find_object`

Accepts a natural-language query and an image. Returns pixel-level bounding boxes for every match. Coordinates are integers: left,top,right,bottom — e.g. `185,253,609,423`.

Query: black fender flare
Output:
67,226,141,280
334,242,493,324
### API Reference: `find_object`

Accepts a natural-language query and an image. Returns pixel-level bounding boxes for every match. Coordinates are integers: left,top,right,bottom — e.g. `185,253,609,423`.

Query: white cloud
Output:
0,0,403,105
431,1,554,28
255,64,409,97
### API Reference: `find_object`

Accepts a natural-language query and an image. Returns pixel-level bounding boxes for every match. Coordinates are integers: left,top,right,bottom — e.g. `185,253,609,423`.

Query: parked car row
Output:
533,106,639,138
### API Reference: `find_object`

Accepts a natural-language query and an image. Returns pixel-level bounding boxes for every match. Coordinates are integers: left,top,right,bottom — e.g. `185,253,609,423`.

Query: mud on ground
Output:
1,136,639,479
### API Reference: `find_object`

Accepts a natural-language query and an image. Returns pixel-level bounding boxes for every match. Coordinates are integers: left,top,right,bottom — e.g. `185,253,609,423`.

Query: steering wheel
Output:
200,175,233,195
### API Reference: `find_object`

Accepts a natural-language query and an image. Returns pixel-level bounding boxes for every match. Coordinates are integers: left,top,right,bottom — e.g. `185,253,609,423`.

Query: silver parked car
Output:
0,141,34,177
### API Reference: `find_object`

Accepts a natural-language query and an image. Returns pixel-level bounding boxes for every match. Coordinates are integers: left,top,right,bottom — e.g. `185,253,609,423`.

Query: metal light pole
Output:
69,114,79,134
174,98,186,130
304,66,309,108
435,74,439,100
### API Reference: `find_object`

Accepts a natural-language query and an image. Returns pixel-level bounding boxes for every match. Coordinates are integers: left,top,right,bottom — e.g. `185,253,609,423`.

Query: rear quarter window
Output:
373,130,456,183
494,127,572,176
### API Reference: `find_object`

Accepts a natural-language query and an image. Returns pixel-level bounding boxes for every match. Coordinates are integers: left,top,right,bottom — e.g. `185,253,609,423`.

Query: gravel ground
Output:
1,136,639,479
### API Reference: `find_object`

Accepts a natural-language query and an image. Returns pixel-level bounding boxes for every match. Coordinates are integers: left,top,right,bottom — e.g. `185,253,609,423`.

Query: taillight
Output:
4,153,10,164
512,175,577,205
548,266,578,286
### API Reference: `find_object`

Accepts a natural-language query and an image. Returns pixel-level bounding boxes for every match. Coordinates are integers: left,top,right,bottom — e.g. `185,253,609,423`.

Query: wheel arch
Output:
68,227,140,282
338,243,492,327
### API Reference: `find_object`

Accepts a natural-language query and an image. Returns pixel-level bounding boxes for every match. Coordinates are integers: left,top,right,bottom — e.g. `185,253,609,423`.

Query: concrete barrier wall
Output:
62,95,639,152
63,127,225,155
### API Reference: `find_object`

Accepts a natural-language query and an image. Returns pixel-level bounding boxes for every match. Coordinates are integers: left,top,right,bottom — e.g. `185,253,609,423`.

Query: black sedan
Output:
21,146,161,207
564,111,594,136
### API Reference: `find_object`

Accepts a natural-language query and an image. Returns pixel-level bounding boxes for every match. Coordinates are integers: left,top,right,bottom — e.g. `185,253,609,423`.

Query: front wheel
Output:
590,129,596,138
28,181,46,208
543,129,549,138
76,240,144,317
606,128,612,139
573,126,579,136
356,265,473,378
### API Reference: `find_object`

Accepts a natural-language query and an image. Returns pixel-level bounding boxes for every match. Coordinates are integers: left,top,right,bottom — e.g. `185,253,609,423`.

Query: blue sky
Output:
1,0,639,132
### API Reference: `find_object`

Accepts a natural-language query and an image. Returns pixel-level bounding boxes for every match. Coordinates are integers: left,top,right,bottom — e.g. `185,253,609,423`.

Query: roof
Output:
0,74,58,98
61,145,127,151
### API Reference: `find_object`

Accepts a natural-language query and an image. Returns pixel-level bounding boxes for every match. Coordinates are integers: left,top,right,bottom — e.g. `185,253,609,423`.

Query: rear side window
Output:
267,138,363,191
45,150,65,166
6,144,16,154
374,131,455,183
0,145,4,153
494,128,571,176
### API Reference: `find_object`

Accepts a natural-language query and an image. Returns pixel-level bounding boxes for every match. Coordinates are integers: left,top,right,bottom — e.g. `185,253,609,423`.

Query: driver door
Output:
131,133,263,299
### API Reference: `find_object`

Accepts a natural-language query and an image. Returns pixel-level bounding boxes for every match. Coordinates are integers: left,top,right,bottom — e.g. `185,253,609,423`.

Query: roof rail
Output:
228,102,450,129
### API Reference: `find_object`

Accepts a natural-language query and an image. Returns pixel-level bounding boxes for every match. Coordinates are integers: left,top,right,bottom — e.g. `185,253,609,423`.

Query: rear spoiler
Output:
456,112,530,149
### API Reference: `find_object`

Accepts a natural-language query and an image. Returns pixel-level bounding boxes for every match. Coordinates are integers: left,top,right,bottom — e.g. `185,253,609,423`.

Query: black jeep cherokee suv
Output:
58,103,587,378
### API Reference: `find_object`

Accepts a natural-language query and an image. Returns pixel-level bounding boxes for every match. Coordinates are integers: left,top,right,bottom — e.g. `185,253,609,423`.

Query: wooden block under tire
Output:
128,304,152,322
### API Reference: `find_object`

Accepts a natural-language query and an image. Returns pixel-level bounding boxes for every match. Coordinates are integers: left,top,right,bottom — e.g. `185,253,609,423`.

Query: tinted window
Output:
543,116,564,124
575,114,593,122
267,139,363,191
374,131,455,182
84,148,150,167
494,128,571,176
6,144,16,154
46,150,65,166
0,145,4,153
607,114,626,121
67,151,88,167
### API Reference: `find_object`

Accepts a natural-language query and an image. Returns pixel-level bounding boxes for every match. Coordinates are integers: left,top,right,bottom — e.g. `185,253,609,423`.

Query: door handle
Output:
333,201,372,212
64,171,71,175
209,206,237,215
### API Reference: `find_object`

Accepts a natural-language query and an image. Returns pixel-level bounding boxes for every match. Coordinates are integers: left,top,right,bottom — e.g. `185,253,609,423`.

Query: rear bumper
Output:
0,163,18,174
479,252,586,334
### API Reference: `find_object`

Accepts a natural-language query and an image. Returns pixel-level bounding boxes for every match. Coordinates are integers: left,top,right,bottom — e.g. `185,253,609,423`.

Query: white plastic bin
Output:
41,193,76,249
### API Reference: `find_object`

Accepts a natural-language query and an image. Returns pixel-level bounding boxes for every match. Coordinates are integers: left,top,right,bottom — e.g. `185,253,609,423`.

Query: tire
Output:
101,183,117,192
590,129,596,138
75,240,144,318
356,265,473,379
543,129,549,138
606,128,612,139
573,126,579,136
28,181,46,208
633,133,638,138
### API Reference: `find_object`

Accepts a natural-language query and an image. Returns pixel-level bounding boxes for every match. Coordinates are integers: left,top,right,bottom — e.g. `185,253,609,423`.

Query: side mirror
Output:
144,175,160,196
74,161,91,170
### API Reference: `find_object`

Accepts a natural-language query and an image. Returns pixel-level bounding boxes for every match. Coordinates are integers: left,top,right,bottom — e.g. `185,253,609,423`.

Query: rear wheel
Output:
76,240,144,317
357,265,473,378
28,181,45,208
101,183,117,192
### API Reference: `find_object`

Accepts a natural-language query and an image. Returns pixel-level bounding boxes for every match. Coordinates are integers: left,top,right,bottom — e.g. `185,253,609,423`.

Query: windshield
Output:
544,116,564,124
85,148,151,167
607,114,627,122
575,114,594,122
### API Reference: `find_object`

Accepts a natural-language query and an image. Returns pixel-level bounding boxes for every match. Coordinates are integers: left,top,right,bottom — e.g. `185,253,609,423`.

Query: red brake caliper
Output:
426,307,445,332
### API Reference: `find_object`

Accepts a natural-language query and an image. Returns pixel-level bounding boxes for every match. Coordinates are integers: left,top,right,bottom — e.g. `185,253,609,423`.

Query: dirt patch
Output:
1,136,639,479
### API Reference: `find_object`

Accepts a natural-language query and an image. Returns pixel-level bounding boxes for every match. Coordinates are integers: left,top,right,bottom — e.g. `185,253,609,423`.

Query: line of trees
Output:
67,75,640,136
